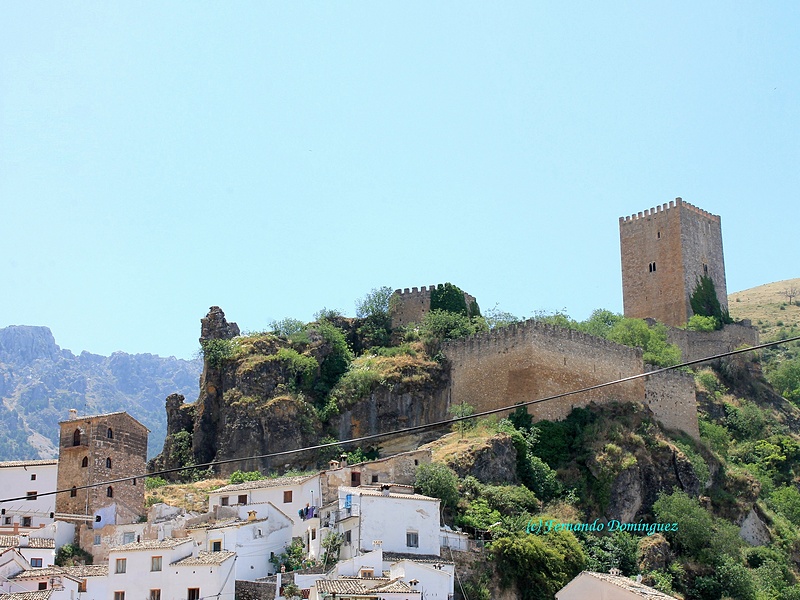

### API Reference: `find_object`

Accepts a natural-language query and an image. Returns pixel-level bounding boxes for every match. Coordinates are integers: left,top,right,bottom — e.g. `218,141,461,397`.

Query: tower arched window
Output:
107,428,113,439
81,456,88,468
72,429,81,446
106,457,112,469
70,487,77,498
107,486,113,498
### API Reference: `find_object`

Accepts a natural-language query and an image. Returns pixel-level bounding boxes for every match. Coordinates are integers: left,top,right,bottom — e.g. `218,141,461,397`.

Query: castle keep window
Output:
81,456,88,468
107,428,113,439
73,429,81,446
106,457,112,469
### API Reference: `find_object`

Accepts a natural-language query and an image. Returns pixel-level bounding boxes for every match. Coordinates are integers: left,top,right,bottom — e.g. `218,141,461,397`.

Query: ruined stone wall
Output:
644,369,700,439
443,320,699,439
320,449,431,504
667,322,759,364
620,199,726,328
389,285,477,328
235,580,276,600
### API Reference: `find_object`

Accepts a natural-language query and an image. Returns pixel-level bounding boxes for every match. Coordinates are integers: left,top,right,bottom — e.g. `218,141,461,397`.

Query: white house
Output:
0,461,58,533
0,548,30,593
0,590,53,600
106,537,236,600
325,485,440,559
208,474,322,558
185,505,293,579
0,536,56,569
557,570,679,600
5,566,83,600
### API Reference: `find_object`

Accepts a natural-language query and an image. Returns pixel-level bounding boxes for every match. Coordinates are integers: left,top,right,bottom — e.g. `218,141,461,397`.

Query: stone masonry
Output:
55,411,148,526
620,198,728,327
390,285,477,329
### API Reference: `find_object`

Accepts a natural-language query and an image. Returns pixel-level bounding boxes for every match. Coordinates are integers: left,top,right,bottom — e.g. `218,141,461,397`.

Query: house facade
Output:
0,461,58,533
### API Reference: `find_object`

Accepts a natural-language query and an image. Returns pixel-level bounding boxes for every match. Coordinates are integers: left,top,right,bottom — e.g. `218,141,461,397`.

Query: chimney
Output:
380,484,390,497
329,460,340,470
247,510,257,522
18,534,29,548
609,568,621,576
339,454,348,468
69,409,78,420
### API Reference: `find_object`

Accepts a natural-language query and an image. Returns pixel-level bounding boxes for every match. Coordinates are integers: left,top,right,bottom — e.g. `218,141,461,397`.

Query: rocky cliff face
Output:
0,325,202,460
151,307,449,478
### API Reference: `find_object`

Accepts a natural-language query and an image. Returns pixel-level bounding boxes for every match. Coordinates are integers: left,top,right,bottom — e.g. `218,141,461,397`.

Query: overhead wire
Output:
2,334,798,506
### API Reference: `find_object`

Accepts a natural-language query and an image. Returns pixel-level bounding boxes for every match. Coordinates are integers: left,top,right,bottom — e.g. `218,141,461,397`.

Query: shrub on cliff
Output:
415,462,460,509
418,309,488,354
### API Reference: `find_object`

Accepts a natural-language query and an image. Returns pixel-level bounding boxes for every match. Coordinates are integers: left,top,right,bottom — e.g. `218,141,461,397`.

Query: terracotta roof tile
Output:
110,538,194,552
0,591,53,600
212,474,317,494
0,460,58,469
584,572,679,599
0,537,55,550
172,551,236,566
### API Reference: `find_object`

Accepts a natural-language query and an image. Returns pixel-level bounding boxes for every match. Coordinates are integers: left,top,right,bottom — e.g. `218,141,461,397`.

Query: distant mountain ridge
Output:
0,325,202,460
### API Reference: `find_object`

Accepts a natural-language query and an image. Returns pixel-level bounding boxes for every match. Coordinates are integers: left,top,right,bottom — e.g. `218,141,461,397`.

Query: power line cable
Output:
2,334,798,505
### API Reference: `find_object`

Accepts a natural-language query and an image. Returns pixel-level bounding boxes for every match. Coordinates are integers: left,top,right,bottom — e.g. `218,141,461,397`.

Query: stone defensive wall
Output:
619,197,720,225
667,322,759,365
442,319,699,439
643,368,699,439
390,284,477,329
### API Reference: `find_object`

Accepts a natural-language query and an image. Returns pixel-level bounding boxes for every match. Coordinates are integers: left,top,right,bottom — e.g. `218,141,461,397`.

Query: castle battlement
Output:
619,197,720,224
393,284,441,297
442,318,643,363
390,283,477,328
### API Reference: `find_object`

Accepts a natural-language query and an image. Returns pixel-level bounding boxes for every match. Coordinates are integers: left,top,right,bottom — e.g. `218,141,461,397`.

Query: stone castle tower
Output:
55,410,148,527
619,198,728,327
390,284,477,329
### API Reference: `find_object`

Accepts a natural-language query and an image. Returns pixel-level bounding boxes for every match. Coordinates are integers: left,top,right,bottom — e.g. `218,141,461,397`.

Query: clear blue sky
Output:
1,3,798,360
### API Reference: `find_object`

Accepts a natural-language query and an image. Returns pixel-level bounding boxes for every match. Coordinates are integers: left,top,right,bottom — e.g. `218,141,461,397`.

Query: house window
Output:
406,531,419,548
3,516,11,525
38,582,47,590
151,556,162,571
351,472,361,487
211,540,222,552
123,532,135,544
106,457,112,469
220,497,228,506
70,487,77,497
31,474,37,481
73,429,81,446
22,516,32,527
237,494,247,504
94,535,101,546
311,528,316,540
115,558,127,574
30,558,43,567
371,474,378,483
344,530,351,544
187,588,200,600
107,428,113,439
149,590,160,600
26,491,37,501
81,456,88,468
107,486,114,498
283,491,292,503
114,592,125,600
360,568,374,578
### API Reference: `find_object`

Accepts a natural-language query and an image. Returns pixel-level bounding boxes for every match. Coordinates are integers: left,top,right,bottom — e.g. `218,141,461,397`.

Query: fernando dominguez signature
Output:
525,518,678,536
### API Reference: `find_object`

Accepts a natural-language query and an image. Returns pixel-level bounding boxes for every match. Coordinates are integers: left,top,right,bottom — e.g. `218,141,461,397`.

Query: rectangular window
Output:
94,535,101,546
151,556,162,572
283,490,292,503
211,540,222,552
351,472,361,486
238,494,247,505
114,592,125,600
30,558,43,567
115,558,127,574
406,532,419,548
22,517,31,527
26,491,37,501
220,497,229,506
31,474,37,481
311,528,316,540
3,516,11,525
38,582,47,590
149,590,161,600
344,530,351,543
371,474,378,483
122,532,135,544
188,588,200,600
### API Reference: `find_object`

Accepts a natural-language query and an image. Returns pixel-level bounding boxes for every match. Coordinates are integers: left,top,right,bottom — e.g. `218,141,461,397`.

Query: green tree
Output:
270,318,306,338
229,470,264,484
55,544,93,566
768,357,800,403
414,463,460,509
321,531,343,567
485,306,521,330
492,531,586,600
690,275,732,327
607,318,681,367
450,402,476,433
309,320,353,394
685,314,719,332
356,286,394,319
419,309,488,353
430,282,469,316
575,309,623,338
